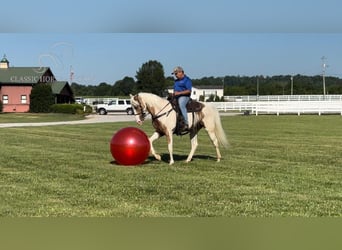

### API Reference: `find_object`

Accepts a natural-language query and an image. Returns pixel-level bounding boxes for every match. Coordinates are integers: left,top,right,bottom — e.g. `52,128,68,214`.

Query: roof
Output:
50,81,67,94
1,57,9,63
0,67,52,84
50,81,74,96
167,85,223,90
194,85,223,89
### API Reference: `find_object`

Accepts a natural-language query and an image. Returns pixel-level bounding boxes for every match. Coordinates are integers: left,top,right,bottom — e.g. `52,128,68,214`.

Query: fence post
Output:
255,103,258,116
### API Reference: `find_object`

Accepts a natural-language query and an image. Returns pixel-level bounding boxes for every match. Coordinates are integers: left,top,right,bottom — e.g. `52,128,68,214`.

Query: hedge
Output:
50,104,93,114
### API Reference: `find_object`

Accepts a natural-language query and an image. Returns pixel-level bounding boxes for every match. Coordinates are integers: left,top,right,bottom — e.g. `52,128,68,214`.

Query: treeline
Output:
222,75,342,95
70,60,342,97
71,74,342,97
193,74,342,95
72,60,173,97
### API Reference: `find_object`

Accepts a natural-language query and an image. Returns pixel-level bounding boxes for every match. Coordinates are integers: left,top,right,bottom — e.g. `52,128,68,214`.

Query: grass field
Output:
0,114,341,217
0,113,86,123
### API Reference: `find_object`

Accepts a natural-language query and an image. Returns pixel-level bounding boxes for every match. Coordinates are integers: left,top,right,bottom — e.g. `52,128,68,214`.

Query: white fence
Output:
212,101,342,116
81,97,114,105
78,95,342,116
225,95,342,102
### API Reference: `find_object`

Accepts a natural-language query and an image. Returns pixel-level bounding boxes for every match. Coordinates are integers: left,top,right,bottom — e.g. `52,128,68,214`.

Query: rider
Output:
172,66,192,131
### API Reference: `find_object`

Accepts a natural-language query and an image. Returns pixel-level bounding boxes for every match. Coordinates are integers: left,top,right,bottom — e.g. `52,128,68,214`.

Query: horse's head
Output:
130,94,147,125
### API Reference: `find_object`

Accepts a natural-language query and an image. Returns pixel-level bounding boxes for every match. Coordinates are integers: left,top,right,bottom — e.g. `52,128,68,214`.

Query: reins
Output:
151,102,173,120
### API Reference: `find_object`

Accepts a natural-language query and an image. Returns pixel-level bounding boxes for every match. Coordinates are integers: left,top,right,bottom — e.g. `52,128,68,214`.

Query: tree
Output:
112,77,135,96
135,60,166,96
71,82,97,96
30,84,55,113
94,82,112,96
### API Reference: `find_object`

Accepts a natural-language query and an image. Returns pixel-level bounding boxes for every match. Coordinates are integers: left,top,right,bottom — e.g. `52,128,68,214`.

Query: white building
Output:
167,85,224,101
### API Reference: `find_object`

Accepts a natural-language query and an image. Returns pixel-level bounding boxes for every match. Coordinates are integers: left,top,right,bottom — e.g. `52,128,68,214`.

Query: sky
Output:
1,0,342,85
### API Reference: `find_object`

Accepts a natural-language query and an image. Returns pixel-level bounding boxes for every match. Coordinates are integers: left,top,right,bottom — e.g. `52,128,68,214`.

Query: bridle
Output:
132,95,148,121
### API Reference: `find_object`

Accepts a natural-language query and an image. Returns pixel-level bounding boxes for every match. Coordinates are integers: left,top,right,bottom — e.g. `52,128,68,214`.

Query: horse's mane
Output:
138,92,168,108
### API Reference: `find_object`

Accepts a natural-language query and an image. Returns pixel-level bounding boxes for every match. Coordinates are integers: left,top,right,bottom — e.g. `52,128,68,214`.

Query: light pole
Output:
256,76,260,100
290,75,293,95
321,56,327,97
222,77,225,99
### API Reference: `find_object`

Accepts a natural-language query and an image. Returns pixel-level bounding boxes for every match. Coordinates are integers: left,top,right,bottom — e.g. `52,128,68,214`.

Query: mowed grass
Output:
0,115,341,217
0,113,86,123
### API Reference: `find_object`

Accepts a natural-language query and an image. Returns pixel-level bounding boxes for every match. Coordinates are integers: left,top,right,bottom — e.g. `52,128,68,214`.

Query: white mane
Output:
138,92,168,110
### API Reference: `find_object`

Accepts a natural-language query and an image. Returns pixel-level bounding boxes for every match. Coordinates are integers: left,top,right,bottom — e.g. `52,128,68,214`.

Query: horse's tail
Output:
211,105,229,148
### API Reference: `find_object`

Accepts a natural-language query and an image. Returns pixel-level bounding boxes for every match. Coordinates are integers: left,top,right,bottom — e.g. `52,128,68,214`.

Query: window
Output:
2,95,8,104
21,95,27,104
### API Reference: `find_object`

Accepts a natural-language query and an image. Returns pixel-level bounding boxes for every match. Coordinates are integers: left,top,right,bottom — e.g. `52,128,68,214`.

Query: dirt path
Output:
0,112,239,128
0,114,136,128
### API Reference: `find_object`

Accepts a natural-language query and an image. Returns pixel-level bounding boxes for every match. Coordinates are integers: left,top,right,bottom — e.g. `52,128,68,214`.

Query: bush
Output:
0,100,2,113
51,104,93,114
30,84,55,113
83,105,93,114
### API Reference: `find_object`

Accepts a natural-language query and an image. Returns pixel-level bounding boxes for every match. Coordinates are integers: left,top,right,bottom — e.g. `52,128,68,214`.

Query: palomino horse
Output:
130,92,229,165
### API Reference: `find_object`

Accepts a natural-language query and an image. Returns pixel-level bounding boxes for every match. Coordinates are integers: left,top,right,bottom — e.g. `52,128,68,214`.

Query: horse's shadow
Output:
149,153,216,163
110,154,216,166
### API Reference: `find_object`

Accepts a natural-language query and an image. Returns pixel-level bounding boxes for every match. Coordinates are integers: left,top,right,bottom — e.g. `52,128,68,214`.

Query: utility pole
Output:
321,56,327,97
222,77,225,98
70,65,74,83
257,77,259,100
290,75,293,95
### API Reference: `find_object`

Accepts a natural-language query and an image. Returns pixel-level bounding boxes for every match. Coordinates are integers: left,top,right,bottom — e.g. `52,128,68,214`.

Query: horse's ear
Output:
129,94,133,98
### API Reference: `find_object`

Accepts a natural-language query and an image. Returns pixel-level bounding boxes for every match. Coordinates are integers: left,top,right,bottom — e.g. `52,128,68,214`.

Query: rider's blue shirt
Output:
174,75,192,94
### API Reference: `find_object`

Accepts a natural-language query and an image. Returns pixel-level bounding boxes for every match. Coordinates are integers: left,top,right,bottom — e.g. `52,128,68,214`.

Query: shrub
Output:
83,105,93,114
30,84,55,113
51,104,93,114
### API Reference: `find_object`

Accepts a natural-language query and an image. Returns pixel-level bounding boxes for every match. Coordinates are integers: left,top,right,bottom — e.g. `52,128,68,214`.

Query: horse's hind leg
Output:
206,129,222,162
166,134,174,165
186,133,198,163
149,132,161,161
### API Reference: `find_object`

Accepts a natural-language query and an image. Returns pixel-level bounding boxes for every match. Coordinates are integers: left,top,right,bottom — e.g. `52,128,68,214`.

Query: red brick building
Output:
0,55,74,112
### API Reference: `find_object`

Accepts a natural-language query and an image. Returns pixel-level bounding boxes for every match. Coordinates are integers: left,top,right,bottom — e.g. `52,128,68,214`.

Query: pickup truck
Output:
95,99,133,115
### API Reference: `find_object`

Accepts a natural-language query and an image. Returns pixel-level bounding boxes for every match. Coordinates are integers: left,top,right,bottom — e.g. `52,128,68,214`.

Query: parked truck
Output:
95,98,133,115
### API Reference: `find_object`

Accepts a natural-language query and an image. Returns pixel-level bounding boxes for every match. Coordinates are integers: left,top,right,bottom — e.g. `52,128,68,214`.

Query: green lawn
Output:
0,113,86,123
0,115,341,217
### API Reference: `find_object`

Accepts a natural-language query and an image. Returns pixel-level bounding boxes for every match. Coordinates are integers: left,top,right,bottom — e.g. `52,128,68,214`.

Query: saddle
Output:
168,95,204,135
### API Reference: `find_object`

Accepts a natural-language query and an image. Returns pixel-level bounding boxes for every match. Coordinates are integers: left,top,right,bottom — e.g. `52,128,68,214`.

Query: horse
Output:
130,92,229,165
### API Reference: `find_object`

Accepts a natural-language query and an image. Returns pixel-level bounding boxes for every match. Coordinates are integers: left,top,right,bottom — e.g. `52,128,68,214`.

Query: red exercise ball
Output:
110,127,150,165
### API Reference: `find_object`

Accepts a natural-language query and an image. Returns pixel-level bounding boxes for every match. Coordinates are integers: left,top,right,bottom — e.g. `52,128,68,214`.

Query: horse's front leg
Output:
149,132,161,161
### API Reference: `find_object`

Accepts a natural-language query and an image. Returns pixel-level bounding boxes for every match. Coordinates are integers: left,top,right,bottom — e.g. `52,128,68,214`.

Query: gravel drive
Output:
0,112,239,128
0,114,136,128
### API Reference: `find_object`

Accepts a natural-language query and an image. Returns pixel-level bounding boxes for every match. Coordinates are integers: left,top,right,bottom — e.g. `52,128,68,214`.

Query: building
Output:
167,85,224,101
0,55,74,112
